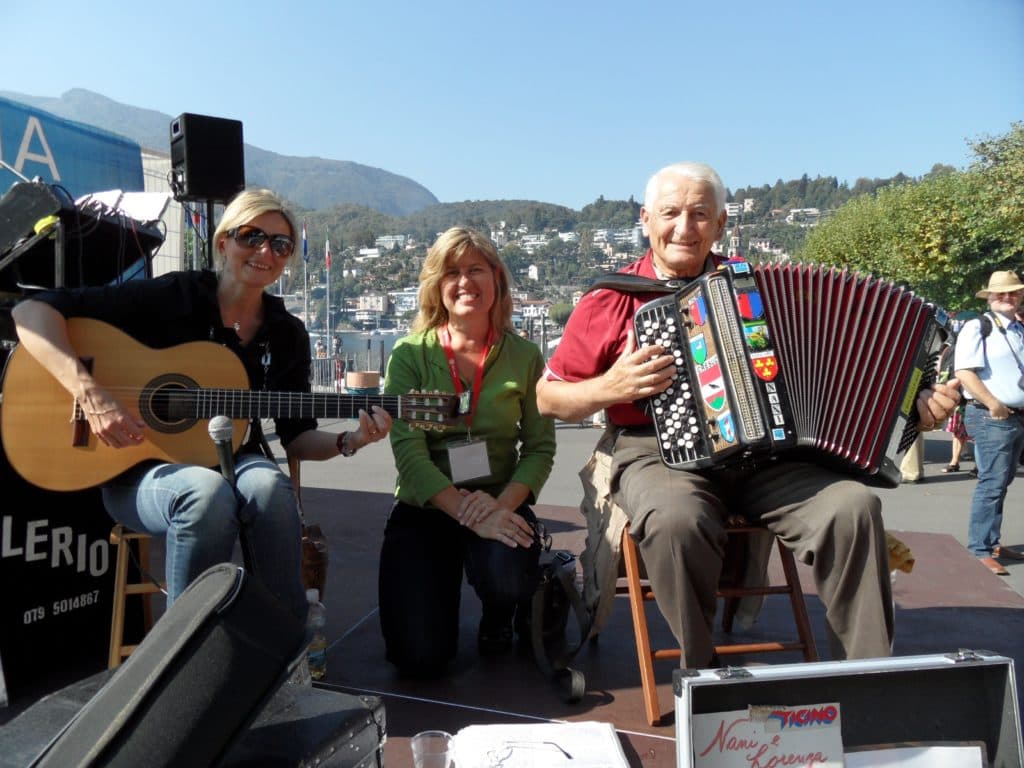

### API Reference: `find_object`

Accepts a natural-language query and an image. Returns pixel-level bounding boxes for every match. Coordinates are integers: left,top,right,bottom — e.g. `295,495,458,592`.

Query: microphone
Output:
208,415,236,488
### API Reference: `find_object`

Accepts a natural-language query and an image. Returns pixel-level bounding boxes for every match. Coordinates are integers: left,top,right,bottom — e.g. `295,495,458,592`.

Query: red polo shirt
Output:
545,252,676,426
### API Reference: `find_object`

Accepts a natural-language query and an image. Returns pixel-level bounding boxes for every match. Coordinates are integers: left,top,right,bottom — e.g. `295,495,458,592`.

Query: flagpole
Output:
325,231,331,347
302,219,309,330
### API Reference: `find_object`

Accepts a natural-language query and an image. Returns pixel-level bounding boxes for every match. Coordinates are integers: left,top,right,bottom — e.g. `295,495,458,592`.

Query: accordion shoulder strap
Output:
584,273,685,296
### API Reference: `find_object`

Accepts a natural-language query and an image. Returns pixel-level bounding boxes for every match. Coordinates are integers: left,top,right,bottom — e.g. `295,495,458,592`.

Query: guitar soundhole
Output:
140,374,200,434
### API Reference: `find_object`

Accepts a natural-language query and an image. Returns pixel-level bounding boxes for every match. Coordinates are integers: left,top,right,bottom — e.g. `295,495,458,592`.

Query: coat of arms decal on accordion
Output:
633,261,947,486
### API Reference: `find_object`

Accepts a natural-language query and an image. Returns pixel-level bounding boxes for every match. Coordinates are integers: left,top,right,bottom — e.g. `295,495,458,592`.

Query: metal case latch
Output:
714,665,754,680
945,648,985,663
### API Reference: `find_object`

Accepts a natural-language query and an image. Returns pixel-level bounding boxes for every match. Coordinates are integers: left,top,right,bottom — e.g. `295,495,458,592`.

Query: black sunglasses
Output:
228,226,295,258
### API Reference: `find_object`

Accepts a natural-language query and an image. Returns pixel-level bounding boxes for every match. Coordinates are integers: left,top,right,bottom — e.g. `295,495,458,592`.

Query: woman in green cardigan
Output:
379,227,556,677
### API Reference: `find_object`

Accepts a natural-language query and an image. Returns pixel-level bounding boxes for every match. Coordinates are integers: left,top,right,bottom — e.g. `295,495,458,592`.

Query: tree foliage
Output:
548,303,574,326
797,123,1023,311
731,174,898,217
576,195,641,229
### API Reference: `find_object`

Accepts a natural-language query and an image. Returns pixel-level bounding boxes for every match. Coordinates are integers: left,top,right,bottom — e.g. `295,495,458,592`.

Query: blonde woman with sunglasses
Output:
12,188,391,622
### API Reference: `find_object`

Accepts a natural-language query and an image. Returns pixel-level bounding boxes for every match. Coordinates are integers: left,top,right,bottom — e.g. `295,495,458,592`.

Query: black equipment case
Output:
2,672,386,768
1,563,307,767
225,684,385,768
673,650,1022,767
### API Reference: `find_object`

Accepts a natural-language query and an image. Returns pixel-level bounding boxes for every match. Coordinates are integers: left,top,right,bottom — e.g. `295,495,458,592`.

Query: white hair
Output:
643,162,727,213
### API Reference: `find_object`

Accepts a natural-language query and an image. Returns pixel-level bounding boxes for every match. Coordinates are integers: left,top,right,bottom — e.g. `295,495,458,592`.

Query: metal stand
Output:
205,199,216,269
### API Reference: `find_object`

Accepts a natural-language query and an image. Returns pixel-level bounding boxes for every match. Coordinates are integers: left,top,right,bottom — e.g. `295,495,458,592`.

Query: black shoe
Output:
478,620,513,655
479,603,515,655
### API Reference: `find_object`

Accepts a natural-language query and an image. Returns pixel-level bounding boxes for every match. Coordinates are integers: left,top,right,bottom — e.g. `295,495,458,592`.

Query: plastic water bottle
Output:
306,588,327,680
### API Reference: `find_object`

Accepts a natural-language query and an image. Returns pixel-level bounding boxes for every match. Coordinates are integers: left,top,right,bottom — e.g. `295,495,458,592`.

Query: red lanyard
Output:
440,326,493,431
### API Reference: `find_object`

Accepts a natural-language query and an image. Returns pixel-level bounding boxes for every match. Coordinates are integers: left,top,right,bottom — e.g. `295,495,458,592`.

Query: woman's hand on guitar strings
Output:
81,386,146,448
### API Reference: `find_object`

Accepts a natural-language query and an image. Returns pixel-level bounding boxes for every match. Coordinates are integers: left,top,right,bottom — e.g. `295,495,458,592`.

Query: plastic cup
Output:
411,730,454,768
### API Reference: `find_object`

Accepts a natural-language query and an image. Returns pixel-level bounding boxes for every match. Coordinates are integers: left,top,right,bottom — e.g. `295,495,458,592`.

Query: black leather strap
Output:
584,273,686,296
529,552,593,704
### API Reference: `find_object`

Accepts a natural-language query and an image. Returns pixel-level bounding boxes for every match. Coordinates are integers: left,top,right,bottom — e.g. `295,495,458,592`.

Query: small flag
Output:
302,220,308,263
325,235,332,269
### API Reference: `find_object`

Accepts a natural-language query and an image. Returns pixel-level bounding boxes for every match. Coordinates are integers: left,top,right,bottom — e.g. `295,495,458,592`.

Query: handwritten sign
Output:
690,703,845,768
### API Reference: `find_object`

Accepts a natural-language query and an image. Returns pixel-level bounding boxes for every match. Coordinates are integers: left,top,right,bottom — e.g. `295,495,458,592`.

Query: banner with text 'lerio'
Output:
0,96,144,197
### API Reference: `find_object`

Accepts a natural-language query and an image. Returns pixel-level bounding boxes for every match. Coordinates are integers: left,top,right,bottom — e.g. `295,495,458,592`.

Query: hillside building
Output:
388,286,419,315
375,234,407,250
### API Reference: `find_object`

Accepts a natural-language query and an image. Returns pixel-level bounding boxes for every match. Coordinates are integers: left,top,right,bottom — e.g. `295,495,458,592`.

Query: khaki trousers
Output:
610,432,894,667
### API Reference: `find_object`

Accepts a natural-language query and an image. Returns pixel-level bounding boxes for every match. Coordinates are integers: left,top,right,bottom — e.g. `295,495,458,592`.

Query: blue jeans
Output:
102,454,306,619
964,406,1024,557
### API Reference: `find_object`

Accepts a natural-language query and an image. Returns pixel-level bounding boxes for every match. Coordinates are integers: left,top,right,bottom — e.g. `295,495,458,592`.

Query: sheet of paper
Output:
690,703,844,768
75,189,171,223
453,721,629,768
845,744,985,767
118,191,171,222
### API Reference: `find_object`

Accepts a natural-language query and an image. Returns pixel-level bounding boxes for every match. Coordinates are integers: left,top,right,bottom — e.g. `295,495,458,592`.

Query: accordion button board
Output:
634,262,947,486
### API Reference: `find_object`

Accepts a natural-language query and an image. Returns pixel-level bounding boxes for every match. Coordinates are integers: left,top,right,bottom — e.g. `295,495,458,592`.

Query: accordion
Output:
633,262,948,486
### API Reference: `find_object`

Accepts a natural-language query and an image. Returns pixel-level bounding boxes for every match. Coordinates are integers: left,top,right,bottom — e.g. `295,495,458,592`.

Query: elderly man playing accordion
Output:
536,161,961,667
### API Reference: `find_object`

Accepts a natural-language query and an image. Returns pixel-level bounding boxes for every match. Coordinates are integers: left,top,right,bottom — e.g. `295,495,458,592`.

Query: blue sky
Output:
2,0,1021,210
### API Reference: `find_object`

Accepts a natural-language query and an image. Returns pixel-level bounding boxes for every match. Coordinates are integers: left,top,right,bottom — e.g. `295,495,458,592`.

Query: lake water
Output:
310,329,402,373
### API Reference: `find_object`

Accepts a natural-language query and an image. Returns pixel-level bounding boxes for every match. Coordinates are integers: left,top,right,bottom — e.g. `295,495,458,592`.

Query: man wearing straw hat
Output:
954,270,1024,575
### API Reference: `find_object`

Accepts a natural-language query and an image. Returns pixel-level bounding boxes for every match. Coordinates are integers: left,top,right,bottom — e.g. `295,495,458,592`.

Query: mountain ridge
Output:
0,88,438,216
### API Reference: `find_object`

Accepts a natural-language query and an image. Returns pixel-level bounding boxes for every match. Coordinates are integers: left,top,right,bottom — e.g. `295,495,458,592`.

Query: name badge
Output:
447,438,491,484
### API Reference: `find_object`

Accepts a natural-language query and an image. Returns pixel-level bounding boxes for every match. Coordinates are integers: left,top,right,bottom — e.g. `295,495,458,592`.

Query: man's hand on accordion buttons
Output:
605,329,676,403
915,377,961,431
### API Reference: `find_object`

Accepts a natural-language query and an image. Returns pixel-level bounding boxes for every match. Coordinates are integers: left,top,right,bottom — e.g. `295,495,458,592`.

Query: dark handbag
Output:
527,529,593,703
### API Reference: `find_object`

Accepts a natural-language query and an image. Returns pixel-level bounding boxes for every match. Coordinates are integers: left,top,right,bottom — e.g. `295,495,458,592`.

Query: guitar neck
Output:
193,390,400,421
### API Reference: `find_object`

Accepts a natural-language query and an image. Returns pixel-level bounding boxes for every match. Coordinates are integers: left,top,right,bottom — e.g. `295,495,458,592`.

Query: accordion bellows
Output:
634,262,947,486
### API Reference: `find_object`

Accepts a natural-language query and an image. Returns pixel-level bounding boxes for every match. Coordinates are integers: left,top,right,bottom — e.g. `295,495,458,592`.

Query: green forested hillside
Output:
731,167,955,216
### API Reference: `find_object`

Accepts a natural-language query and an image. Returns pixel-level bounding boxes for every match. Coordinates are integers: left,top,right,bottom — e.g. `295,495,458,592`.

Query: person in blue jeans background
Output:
954,270,1024,575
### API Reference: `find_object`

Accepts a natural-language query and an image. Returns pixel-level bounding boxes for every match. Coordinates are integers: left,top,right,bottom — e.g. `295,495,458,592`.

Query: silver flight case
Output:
674,650,1022,767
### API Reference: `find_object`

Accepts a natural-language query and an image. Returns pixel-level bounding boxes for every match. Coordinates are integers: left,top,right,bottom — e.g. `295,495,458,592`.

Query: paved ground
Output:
287,420,1024,765
299,420,1024,599
4,421,1020,766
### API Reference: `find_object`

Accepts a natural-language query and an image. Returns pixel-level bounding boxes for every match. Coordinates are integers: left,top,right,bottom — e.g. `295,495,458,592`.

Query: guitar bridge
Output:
70,357,94,447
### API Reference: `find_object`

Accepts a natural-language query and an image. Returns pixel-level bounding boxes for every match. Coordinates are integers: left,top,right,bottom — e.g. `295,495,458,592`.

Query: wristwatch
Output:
336,431,357,457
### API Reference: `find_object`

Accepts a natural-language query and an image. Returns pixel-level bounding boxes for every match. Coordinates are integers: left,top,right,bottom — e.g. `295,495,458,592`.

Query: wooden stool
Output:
108,524,164,668
618,522,818,725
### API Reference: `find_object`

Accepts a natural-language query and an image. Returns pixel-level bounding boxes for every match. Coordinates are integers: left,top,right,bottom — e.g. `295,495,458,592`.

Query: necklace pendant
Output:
233,320,241,332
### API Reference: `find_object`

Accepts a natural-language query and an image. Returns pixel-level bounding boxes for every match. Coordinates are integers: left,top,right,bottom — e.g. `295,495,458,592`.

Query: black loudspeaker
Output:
169,113,245,203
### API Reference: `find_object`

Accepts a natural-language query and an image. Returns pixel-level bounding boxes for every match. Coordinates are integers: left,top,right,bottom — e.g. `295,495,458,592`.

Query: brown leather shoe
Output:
994,545,1024,560
979,557,1009,575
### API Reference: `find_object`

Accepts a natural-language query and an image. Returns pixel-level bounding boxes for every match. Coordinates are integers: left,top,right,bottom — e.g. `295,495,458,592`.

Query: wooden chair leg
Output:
622,525,680,726
108,525,164,669
620,521,819,726
774,538,818,662
136,534,156,633
108,524,131,669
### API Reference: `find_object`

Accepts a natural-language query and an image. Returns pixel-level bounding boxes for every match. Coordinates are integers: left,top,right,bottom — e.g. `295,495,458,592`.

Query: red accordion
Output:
633,262,948,486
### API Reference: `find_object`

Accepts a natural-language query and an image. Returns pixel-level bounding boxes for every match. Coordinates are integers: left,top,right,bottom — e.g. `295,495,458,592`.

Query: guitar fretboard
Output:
175,390,402,420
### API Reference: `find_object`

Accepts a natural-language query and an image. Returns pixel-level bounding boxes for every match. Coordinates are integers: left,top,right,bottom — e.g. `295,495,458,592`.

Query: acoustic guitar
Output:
0,318,464,491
